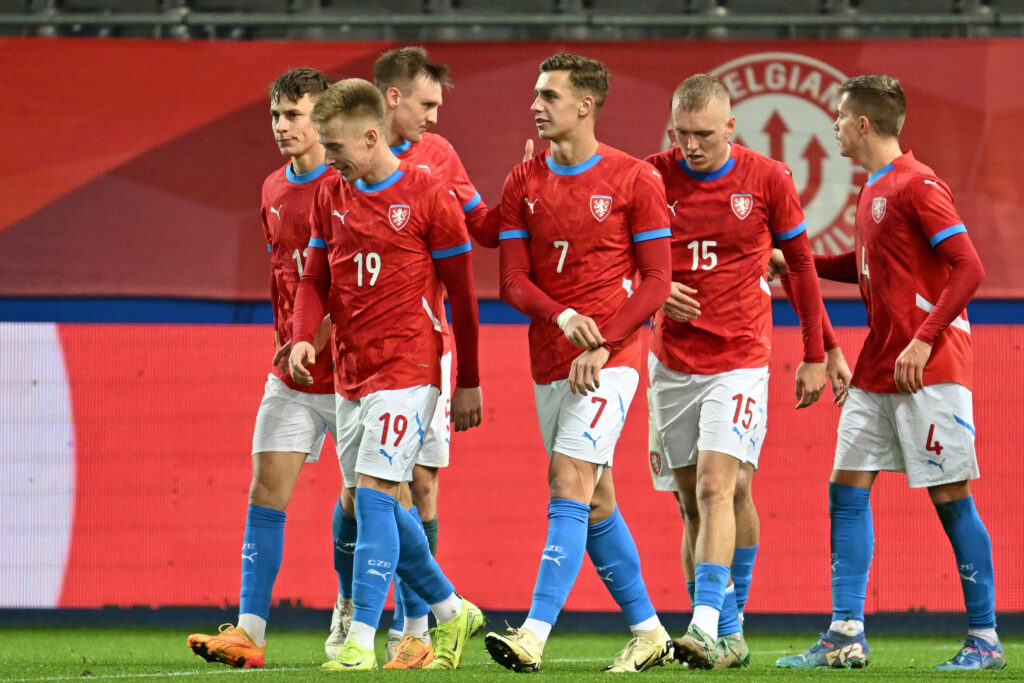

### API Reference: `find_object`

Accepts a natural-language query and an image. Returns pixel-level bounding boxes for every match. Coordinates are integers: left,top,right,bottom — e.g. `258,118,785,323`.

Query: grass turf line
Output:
0,628,1019,680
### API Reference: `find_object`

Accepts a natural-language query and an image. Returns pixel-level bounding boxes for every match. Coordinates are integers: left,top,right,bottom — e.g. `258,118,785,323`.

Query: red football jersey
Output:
392,132,489,243
308,162,472,400
853,151,973,392
647,144,806,375
499,144,671,384
261,163,336,394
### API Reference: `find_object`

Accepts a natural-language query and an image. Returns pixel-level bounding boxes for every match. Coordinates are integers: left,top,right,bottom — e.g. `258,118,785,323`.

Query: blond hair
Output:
671,74,730,112
311,78,387,130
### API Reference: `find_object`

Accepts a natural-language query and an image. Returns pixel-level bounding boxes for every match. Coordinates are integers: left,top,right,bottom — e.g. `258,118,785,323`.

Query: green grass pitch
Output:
0,627,1019,680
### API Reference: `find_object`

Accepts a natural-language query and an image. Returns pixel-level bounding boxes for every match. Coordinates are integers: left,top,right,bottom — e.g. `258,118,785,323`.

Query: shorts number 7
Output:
590,396,607,428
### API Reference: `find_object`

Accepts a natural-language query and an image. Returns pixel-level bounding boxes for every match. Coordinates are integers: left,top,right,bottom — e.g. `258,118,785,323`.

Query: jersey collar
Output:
353,167,405,193
286,163,330,184
546,151,603,176
389,139,412,156
679,156,736,181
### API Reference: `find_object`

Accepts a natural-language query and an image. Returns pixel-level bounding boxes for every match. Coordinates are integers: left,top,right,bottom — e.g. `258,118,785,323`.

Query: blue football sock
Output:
352,488,399,628
936,496,996,630
586,507,657,627
686,581,695,607
693,562,730,610
332,498,357,600
394,504,454,605
395,506,431,622
239,504,286,620
829,482,873,622
528,498,590,625
731,544,758,614
718,585,741,635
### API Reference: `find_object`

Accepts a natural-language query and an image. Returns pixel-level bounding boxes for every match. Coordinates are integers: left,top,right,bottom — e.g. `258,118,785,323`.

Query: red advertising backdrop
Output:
1,39,1023,300
3,323,1019,615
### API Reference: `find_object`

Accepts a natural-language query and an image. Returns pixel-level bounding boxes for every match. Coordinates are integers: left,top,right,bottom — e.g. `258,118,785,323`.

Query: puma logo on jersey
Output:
524,197,540,214
332,209,349,225
667,200,679,216
269,205,282,220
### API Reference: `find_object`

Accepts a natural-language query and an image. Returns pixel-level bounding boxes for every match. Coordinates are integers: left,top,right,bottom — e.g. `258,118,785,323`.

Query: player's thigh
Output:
354,385,440,484
647,387,678,493
537,367,639,467
334,393,363,490
252,374,333,462
694,368,768,468
834,388,901,473
891,383,979,488
417,352,451,470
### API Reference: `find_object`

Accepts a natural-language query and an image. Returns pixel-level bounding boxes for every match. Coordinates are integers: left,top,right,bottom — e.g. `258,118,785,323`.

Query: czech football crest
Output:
731,193,753,220
649,451,662,476
389,204,411,231
590,195,612,222
871,197,887,223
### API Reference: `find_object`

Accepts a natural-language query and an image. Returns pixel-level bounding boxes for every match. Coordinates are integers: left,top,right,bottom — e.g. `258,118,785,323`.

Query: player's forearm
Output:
435,252,481,387
499,237,565,324
291,246,330,346
915,232,985,345
601,237,671,348
779,234,826,362
813,251,859,283
780,275,841,351
466,204,499,249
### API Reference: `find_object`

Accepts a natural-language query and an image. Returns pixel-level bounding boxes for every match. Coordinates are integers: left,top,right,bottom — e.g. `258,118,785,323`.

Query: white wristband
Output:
556,308,578,330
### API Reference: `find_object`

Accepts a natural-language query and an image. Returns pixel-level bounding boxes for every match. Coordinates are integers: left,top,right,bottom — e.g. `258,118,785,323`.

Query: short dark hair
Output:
539,52,609,109
373,46,452,93
839,74,906,138
268,67,331,104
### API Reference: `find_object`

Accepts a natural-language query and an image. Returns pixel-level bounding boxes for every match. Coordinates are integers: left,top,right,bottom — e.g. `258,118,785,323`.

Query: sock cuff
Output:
695,562,731,583
829,482,871,510
421,517,439,533
548,498,590,521
587,506,622,534
732,544,759,564
246,504,286,526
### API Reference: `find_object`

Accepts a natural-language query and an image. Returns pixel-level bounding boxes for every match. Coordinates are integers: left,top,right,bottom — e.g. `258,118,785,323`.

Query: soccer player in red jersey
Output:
777,75,1003,671
483,53,675,674
186,68,336,670
289,78,482,672
643,74,840,669
321,47,490,665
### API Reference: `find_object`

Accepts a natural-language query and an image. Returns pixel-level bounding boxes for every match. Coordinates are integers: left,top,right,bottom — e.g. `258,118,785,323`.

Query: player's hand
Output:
826,346,852,406
766,248,788,282
894,338,931,394
288,341,316,386
563,314,605,349
569,346,610,396
661,281,700,323
523,139,534,161
451,386,483,432
273,339,291,374
794,360,826,408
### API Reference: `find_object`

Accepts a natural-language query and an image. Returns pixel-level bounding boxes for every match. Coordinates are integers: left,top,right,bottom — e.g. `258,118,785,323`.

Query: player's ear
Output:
386,86,402,109
666,128,678,146
365,126,378,147
578,95,594,118
725,116,736,139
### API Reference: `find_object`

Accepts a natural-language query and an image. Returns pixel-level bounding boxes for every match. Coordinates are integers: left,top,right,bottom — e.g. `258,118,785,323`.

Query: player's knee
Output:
695,475,732,510
248,479,290,510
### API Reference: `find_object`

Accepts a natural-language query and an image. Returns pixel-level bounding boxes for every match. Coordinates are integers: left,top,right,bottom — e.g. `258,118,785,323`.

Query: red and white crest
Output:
388,204,411,231
590,195,612,222
649,451,662,476
731,193,753,220
871,197,887,223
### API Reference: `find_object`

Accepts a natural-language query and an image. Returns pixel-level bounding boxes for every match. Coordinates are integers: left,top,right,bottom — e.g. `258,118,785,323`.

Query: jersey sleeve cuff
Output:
774,221,807,241
430,241,472,259
499,229,530,240
929,224,966,247
632,227,671,242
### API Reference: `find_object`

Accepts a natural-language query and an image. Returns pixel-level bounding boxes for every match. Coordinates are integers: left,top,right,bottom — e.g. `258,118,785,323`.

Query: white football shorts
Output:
834,384,979,488
417,352,451,469
533,366,639,466
648,353,768,470
647,387,677,492
251,373,337,463
335,384,439,488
